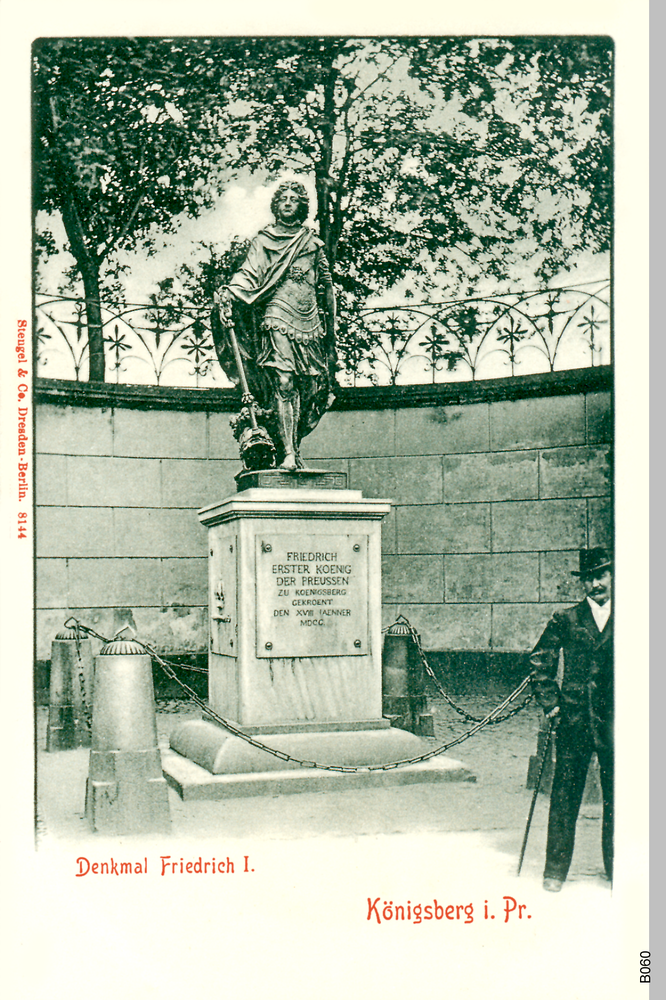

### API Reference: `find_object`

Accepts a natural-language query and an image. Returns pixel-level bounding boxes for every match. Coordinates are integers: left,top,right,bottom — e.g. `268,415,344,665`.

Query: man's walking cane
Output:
517,716,556,875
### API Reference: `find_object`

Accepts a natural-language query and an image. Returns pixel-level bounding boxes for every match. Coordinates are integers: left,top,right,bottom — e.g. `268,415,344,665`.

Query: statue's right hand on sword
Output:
214,286,234,327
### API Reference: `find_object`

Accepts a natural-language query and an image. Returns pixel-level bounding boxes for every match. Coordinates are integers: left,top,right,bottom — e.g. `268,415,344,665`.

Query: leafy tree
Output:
175,239,252,308
35,36,612,381
33,37,232,379
213,36,611,293
403,36,612,286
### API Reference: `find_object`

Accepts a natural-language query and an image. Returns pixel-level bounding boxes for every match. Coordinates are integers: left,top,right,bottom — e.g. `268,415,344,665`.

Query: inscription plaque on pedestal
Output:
256,533,368,658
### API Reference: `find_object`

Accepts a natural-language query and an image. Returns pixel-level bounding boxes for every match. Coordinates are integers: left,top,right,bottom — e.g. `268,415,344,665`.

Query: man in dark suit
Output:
530,548,613,892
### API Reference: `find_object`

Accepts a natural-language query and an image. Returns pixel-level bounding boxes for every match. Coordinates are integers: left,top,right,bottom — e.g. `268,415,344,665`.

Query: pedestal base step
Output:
162,748,475,801
170,719,442,774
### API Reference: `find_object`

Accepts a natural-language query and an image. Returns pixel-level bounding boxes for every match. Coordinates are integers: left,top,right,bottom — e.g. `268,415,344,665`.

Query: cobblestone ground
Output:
36,684,608,890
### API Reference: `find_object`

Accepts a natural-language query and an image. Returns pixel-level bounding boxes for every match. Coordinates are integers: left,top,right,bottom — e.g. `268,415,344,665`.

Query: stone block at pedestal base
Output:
170,718,435,774
165,718,474,799
162,747,474,801
85,748,171,834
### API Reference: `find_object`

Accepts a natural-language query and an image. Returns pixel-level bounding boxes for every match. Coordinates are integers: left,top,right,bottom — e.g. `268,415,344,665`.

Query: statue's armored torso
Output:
263,243,324,344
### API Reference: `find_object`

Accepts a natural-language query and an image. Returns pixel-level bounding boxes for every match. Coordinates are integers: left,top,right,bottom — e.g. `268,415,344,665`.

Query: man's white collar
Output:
586,596,611,631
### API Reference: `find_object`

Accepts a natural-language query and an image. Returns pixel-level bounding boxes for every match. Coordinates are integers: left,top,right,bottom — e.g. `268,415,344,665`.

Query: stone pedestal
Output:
205,484,389,725
165,477,473,797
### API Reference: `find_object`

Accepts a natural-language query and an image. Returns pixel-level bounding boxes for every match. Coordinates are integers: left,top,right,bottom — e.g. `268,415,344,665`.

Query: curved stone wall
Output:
35,368,612,664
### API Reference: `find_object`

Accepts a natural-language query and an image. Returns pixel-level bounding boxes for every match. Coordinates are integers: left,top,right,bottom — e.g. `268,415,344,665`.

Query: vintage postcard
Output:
0,2,650,998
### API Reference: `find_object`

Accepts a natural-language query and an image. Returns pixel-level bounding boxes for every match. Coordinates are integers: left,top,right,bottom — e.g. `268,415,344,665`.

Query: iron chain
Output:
72,619,92,731
65,618,534,773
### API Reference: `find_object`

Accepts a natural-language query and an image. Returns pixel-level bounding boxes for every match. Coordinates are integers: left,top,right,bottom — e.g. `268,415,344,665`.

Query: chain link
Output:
65,617,534,773
161,661,209,675
71,619,92,731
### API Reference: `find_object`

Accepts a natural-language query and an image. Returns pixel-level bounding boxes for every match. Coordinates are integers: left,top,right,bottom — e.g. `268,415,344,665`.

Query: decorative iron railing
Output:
35,279,610,387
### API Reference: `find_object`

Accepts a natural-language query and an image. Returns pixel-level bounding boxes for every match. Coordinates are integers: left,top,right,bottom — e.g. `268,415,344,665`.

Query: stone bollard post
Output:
382,621,435,737
47,627,94,751
382,622,410,727
85,638,170,834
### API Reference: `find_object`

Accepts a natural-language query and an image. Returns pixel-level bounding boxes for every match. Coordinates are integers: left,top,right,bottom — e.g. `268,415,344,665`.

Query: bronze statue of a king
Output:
212,180,337,471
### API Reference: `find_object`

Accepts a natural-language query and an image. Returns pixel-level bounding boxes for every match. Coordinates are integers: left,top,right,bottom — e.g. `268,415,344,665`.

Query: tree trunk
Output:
79,258,106,381
316,55,338,265
58,190,106,381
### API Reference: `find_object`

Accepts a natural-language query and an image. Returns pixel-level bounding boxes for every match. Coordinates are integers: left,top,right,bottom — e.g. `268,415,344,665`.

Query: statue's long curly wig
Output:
270,180,310,225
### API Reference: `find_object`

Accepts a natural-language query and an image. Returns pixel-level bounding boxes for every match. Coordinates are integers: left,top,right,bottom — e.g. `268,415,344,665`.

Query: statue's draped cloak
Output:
212,225,336,449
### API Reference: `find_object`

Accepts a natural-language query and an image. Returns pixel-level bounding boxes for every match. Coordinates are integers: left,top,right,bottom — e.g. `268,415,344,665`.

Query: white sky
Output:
38,173,609,308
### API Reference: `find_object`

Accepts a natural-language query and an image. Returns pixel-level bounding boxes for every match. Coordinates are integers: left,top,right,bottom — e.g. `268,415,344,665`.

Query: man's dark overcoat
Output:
530,599,613,751
530,599,613,881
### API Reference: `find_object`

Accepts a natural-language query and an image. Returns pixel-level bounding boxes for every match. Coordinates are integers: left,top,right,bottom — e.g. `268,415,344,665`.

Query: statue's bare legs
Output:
276,372,303,470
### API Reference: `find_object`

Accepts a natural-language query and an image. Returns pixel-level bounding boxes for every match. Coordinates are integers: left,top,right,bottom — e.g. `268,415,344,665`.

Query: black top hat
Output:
571,547,613,578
